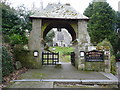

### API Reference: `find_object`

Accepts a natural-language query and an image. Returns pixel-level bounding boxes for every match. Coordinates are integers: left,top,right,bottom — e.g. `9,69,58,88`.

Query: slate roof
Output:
30,3,89,20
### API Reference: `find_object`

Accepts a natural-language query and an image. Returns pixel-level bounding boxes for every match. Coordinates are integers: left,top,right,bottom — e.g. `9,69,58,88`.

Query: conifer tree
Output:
84,1,116,45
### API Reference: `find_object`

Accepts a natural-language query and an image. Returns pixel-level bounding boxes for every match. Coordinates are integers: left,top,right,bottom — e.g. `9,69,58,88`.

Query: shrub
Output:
110,55,116,75
97,39,114,55
2,46,14,77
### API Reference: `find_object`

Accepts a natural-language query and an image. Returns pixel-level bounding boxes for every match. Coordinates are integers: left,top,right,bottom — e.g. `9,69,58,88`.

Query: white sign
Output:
34,51,38,57
80,51,85,57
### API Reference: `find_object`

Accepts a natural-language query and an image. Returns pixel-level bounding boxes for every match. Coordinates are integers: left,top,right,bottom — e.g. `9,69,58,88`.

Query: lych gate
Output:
28,3,91,69
28,3,111,72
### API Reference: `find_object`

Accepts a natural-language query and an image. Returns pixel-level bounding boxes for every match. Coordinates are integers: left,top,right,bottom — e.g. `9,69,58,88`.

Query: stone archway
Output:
42,20,76,41
28,3,91,69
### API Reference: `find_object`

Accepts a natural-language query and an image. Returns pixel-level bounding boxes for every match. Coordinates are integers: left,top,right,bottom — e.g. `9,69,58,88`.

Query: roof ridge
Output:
30,3,89,20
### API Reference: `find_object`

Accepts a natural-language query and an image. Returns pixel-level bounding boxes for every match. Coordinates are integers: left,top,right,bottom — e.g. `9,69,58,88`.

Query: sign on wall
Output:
85,50,104,62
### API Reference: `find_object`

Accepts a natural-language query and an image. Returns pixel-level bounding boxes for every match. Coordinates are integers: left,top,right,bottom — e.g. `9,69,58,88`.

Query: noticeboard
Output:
85,50,104,62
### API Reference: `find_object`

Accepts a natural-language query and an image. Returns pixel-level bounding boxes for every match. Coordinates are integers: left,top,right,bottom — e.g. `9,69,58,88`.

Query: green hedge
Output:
2,46,14,76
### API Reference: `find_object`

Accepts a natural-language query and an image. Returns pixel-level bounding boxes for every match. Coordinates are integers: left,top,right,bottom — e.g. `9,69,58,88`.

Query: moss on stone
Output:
85,62,105,71
14,45,42,69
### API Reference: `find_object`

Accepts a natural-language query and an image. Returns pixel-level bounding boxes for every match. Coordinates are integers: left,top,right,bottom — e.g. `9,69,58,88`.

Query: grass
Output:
49,46,74,62
50,46,74,54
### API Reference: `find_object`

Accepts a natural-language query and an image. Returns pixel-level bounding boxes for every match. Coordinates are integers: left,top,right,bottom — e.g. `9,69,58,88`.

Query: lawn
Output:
49,46,74,62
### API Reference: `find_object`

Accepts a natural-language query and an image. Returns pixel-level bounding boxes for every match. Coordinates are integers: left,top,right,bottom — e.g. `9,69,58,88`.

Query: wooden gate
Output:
42,52,59,65
71,52,75,66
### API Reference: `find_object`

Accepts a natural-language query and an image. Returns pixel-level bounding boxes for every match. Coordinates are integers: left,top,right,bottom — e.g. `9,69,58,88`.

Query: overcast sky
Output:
8,0,119,14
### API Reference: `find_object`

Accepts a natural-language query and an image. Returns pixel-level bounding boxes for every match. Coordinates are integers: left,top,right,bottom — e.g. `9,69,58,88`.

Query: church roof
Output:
30,3,89,20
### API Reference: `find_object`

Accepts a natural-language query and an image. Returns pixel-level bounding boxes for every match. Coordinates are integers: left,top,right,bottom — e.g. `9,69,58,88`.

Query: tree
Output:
114,12,120,54
116,12,120,30
15,5,32,32
45,30,55,46
1,1,32,45
84,1,116,45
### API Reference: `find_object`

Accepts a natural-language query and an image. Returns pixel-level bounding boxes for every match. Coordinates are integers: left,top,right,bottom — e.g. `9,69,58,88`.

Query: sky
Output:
8,0,120,14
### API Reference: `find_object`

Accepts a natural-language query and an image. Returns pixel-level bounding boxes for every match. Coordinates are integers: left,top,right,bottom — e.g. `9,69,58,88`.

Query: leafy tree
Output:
114,12,120,54
45,30,55,46
116,12,120,30
1,1,32,45
84,1,116,45
15,5,32,32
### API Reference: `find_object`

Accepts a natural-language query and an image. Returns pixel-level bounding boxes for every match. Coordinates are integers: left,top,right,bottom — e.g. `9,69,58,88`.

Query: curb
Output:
12,79,118,85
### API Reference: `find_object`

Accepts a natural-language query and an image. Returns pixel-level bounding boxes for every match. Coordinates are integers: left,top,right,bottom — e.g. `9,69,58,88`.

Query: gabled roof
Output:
30,3,89,20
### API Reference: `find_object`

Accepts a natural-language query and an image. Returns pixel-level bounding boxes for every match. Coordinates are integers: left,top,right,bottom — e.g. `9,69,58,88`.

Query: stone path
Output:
7,63,118,88
9,80,118,88
20,64,109,80
8,82,53,88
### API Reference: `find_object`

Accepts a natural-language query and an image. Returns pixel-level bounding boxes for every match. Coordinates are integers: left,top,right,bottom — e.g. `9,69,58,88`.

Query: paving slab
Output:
81,80,118,85
8,82,53,88
20,64,109,80
100,72,118,80
13,79,81,82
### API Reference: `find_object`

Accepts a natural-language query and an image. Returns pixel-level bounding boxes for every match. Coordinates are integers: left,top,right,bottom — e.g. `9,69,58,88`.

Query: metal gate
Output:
71,52,75,66
42,52,59,65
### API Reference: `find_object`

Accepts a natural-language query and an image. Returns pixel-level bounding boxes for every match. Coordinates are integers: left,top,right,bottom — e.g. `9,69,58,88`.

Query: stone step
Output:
12,79,118,85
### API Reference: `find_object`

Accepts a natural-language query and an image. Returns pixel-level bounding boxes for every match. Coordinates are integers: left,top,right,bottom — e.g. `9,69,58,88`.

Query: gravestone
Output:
15,61,22,70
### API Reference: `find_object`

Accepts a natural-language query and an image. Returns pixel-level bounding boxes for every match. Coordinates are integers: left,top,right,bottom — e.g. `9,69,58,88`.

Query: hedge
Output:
2,46,14,77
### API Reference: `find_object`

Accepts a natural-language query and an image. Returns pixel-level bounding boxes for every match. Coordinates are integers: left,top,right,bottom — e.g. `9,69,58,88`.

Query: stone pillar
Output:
73,44,79,68
28,19,42,68
77,20,90,70
104,50,111,73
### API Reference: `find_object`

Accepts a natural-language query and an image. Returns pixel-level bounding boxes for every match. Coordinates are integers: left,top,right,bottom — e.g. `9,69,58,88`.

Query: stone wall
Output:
13,45,41,68
76,20,111,73
84,48,111,72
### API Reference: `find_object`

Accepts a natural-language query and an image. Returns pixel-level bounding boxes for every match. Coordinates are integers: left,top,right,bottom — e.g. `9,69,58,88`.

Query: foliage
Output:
116,12,120,29
114,12,120,54
84,1,116,45
2,46,14,77
110,55,116,75
45,30,55,46
9,34,28,45
97,39,113,55
116,52,120,61
97,40,116,74
15,5,32,31
1,1,32,45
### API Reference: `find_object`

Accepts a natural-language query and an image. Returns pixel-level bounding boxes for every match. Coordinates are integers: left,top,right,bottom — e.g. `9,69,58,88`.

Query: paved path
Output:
20,64,109,80
8,82,53,88
7,63,119,88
